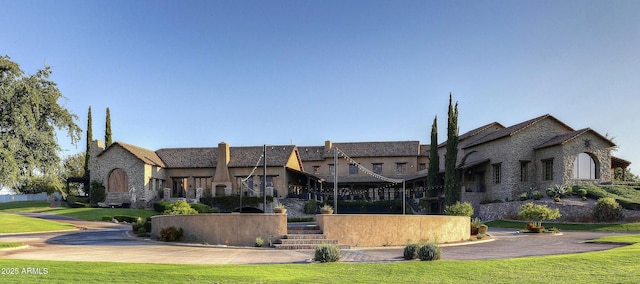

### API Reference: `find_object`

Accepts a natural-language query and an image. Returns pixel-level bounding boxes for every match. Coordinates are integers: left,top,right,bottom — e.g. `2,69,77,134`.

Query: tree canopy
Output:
0,55,81,188
444,93,459,206
427,115,440,197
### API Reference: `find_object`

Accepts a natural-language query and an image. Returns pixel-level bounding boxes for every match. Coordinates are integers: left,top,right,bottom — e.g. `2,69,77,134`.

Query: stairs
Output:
273,223,350,250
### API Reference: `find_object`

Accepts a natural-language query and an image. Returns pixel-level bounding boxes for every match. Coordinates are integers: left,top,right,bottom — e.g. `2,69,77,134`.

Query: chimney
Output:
212,142,232,196
325,140,332,151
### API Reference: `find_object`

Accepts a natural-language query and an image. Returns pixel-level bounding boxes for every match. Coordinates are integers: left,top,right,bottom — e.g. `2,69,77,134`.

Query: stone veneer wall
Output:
151,213,287,246
316,214,470,246
478,199,640,222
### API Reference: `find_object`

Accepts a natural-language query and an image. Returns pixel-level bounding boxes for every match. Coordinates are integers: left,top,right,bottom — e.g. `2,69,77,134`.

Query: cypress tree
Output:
105,107,112,147
427,116,440,197
444,93,459,206
84,106,92,177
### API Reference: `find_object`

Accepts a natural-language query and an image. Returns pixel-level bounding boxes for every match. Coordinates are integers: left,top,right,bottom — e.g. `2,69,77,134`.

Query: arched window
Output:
108,168,128,192
573,153,597,179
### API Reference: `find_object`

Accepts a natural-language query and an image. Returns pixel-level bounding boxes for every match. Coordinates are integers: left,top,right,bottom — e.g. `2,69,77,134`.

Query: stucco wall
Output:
316,214,469,246
151,213,287,246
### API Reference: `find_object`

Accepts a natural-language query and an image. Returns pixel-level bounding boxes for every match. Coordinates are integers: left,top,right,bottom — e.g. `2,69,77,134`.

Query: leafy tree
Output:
105,107,112,147
60,152,86,195
444,93,459,206
427,116,440,197
517,202,561,227
614,168,639,182
84,106,92,177
0,55,81,189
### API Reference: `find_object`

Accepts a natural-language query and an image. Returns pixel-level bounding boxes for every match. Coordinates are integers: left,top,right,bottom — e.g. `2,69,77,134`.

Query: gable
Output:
99,142,165,167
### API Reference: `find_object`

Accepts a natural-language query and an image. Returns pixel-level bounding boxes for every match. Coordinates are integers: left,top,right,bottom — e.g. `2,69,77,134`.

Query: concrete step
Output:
278,239,338,245
287,229,323,235
285,234,327,240
273,243,351,250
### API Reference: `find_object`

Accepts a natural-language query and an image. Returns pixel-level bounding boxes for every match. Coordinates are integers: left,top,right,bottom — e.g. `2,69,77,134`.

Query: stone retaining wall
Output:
478,199,640,222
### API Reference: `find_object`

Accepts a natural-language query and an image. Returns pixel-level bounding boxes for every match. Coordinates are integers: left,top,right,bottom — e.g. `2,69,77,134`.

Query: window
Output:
194,177,212,190
396,163,407,174
574,153,597,179
520,161,530,182
313,166,321,175
260,176,274,188
543,159,554,181
329,164,335,175
373,163,383,174
349,164,359,175
419,163,427,171
492,163,501,184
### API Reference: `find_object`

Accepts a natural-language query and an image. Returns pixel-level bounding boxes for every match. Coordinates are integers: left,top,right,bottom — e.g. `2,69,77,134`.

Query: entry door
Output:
172,178,187,198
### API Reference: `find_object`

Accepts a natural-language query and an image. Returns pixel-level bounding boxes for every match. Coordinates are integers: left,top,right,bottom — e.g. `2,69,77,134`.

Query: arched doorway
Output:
108,168,128,192
573,153,598,179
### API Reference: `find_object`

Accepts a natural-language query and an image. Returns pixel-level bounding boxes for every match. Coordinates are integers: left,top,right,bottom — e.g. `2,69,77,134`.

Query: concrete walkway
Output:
0,213,631,264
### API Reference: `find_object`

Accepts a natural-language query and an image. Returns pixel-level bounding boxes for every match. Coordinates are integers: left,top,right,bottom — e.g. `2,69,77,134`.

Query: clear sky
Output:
3,0,640,174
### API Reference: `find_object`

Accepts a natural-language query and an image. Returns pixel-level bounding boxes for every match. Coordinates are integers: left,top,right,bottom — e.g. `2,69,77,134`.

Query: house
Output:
453,114,628,206
89,114,630,212
90,141,319,208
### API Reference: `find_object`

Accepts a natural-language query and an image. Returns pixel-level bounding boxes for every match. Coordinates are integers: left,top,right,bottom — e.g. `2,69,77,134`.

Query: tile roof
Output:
297,146,325,161
534,128,616,150
155,145,298,168
156,147,216,168
463,114,574,149
103,142,166,167
326,141,423,158
438,122,505,148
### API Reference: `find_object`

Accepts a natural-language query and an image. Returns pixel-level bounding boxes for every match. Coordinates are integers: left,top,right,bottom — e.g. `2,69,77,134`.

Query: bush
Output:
470,217,482,235
593,197,624,222
153,201,172,213
546,184,571,198
476,233,485,240
532,190,543,200
255,236,264,247
517,192,529,201
132,217,152,234
160,226,184,242
314,244,341,263
90,181,106,204
101,216,113,222
478,224,488,235
189,203,212,213
403,243,419,260
576,188,588,198
444,201,474,217
417,243,441,261
304,200,318,214
517,202,561,227
200,196,273,212
163,200,198,215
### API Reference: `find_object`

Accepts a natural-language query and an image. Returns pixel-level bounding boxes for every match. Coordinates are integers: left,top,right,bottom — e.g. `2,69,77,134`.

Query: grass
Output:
0,201,158,221
0,234,639,283
0,241,25,248
0,213,76,233
486,220,640,231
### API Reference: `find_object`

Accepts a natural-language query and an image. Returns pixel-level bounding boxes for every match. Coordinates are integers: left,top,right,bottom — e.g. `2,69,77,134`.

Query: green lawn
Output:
0,213,76,234
0,234,639,283
0,201,158,221
486,220,640,231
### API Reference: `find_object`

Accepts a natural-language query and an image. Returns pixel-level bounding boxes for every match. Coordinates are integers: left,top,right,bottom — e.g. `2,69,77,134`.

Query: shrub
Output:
200,196,273,212
470,217,482,235
478,224,488,235
417,243,441,261
546,184,570,198
403,243,419,260
517,202,561,227
101,216,113,222
532,190,543,200
255,236,264,247
189,203,212,213
304,200,317,214
153,201,172,213
444,201,474,217
314,244,341,263
163,200,198,215
476,233,485,240
132,217,152,234
517,192,529,201
576,188,588,198
90,181,106,204
160,226,183,242
593,197,624,222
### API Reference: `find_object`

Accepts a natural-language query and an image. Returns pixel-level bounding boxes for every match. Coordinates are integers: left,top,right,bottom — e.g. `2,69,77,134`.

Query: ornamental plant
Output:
417,243,442,261
517,202,561,228
403,243,419,260
314,244,341,262
593,197,624,222
444,201,474,217
163,200,198,215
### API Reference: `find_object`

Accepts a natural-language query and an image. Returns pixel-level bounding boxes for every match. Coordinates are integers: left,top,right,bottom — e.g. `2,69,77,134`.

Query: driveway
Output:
0,214,631,264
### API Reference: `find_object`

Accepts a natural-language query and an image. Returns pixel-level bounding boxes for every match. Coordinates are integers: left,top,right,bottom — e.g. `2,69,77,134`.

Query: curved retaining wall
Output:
316,214,470,247
151,213,287,246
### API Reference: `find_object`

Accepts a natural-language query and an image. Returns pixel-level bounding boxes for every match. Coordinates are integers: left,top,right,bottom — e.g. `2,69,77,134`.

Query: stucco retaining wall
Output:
316,214,470,247
151,213,287,246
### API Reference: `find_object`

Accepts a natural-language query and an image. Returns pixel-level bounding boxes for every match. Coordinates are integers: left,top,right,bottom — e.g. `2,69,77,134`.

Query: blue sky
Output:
3,1,640,174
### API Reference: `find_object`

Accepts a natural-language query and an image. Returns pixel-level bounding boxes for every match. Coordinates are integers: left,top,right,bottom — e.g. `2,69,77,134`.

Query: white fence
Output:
0,192,48,203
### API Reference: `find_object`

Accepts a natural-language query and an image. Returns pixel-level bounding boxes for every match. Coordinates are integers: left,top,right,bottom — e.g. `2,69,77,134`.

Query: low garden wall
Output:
316,214,469,247
151,213,287,246
478,200,640,222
